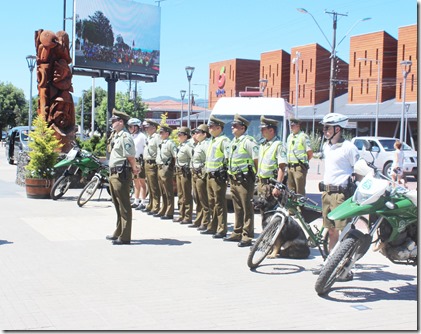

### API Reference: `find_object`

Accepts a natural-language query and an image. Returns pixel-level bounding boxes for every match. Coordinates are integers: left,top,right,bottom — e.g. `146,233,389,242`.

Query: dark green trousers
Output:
207,176,227,234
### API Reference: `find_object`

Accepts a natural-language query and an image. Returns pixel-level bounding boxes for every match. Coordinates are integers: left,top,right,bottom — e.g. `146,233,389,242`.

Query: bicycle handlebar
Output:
268,178,317,206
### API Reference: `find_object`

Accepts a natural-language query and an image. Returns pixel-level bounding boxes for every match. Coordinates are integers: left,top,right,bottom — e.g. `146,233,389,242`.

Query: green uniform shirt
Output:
287,131,312,164
257,137,287,178
144,132,161,160
226,135,259,174
191,138,210,169
176,140,194,167
156,138,177,165
109,129,136,168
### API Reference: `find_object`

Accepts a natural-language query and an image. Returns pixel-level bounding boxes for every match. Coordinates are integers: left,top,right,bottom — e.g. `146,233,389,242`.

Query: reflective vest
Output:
205,135,228,172
227,136,255,175
287,132,308,164
257,140,281,178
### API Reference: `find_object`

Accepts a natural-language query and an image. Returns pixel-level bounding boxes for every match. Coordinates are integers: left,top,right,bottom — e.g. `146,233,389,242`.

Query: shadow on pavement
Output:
250,263,305,275
321,282,417,302
0,240,13,245
131,238,192,246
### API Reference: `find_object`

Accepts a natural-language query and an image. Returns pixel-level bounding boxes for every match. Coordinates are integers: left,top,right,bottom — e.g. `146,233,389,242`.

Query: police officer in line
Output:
190,124,211,230
256,116,287,220
155,125,177,220
141,119,161,216
106,109,139,245
173,126,194,224
224,114,259,247
201,115,230,238
286,118,313,196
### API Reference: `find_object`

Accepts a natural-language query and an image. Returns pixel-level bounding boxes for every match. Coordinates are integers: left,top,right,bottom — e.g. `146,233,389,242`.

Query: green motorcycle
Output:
50,144,102,200
315,141,417,295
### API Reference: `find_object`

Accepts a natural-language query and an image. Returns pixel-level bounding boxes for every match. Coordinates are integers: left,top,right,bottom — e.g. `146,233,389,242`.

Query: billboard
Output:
73,0,161,76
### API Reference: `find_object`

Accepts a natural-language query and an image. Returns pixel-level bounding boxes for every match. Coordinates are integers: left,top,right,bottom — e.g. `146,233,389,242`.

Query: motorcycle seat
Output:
405,190,417,207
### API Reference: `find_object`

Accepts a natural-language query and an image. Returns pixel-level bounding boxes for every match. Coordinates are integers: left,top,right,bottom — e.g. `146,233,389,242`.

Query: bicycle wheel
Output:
247,213,287,269
77,177,100,207
50,175,71,200
315,236,360,295
321,215,369,258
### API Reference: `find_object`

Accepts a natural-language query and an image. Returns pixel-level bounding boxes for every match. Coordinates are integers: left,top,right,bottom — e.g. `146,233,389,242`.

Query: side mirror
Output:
363,140,372,151
371,146,380,153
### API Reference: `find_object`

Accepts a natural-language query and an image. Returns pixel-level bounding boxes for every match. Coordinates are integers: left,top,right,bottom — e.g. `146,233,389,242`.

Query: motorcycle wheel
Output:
77,177,100,207
315,236,359,295
247,213,286,269
50,175,71,200
321,216,369,258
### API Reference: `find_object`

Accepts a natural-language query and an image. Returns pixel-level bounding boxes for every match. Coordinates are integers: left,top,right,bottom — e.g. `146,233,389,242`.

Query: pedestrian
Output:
201,115,230,238
391,140,407,188
127,118,148,210
106,109,139,245
173,126,194,224
224,114,258,247
155,125,177,220
286,118,313,196
190,124,211,230
256,116,287,222
312,113,359,280
141,119,161,216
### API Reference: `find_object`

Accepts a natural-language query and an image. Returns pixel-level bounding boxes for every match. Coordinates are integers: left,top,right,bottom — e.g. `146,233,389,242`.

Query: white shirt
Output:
323,140,359,186
132,131,146,158
392,149,404,169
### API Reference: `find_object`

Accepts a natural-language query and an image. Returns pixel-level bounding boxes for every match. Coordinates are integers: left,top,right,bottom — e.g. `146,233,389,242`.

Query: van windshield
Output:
212,115,285,143
379,139,413,152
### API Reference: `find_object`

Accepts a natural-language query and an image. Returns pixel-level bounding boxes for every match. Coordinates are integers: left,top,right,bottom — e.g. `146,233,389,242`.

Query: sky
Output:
0,0,418,103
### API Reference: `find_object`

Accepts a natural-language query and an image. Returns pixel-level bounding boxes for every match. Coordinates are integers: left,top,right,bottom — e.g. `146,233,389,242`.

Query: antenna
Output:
155,0,166,6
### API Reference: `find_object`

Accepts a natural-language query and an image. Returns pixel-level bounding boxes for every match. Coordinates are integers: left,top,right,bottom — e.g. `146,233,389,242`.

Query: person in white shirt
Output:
312,113,360,281
127,118,148,210
391,140,407,188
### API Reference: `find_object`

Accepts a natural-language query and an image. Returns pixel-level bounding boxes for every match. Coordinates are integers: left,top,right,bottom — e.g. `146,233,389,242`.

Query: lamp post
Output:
312,107,317,136
180,90,186,127
404,103,410,144
357,58,381,137
400,60,412,142
297,8,371,113
26,55,36,128
185,66,195,128
292,51,301,118
193,83,208,110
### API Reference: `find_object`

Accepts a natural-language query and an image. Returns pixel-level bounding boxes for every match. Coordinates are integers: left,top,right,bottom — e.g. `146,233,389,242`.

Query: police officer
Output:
201,115,230,238
142,119,161,216
106,109,139,245
256,116,287,219
286,118,313,196
155,125,177,220
174,126,194,224
224,114,259,247
190,124,211,230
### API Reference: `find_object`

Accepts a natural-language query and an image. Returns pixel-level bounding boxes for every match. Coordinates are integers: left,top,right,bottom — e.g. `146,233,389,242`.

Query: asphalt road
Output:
0,145,417,330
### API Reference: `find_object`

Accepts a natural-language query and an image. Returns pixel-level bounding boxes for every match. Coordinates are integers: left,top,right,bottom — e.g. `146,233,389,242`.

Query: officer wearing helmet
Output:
312,113,359,279
127,118,147,210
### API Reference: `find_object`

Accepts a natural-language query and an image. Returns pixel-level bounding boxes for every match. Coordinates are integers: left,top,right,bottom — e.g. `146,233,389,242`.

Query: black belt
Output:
288,163,301,168
319,182,346,193
146,159,156,164
258,177,270,184
110,166,131,175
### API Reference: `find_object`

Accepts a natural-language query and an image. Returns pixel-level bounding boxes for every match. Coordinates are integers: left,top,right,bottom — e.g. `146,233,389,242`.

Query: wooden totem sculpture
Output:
35,29,75,152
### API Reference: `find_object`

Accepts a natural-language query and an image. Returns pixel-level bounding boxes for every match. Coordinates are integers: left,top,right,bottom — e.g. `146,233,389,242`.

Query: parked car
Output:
351,136,417,179
5,126,32,165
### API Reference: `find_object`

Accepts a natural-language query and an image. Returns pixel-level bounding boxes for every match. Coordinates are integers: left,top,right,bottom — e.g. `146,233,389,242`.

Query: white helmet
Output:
127,118,141,127
320,113,348,128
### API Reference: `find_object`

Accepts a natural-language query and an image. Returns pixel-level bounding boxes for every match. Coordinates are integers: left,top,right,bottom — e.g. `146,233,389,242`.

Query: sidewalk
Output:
0,146,417,330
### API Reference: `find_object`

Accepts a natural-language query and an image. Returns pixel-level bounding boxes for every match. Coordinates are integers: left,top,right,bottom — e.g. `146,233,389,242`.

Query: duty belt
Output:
319,182,347,193
288,163,301,168
146,159,156,164
110,166,131,175
257,177,270,184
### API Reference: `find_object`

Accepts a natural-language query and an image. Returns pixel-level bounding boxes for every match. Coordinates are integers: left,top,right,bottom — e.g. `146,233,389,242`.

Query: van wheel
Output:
383,161,392,177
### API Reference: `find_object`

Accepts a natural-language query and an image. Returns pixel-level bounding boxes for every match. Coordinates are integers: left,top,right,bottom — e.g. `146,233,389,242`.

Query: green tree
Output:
0,82,27,130
87,11,114,47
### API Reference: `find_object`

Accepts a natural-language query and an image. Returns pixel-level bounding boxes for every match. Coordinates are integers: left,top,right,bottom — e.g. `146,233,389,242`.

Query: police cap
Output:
232,113,250,127
109,108,131,122
289,118,301,125
207,115,225,127
178,126,191,136
259,115,279,128
142,119,159,128
159,125,172,134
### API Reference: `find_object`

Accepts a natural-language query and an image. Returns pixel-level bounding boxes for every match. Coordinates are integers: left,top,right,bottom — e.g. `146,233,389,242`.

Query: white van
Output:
209,97,293,143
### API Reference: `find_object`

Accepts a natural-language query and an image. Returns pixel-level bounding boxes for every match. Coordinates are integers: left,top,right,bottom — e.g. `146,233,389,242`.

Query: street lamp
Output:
404,103,410,144
26,55,37,128
312,107,317,136
357,58,381,137
297,8,371,113
400,60,412,142
193,83,208,110
292,51,301,118
80,90,87,140
185,66,195,128
180,90,186,127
